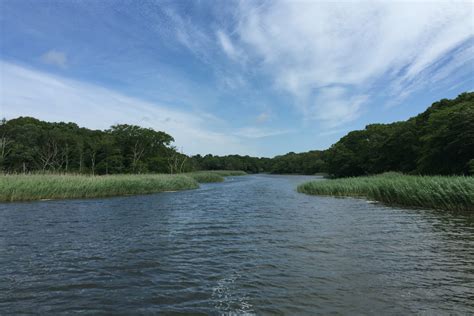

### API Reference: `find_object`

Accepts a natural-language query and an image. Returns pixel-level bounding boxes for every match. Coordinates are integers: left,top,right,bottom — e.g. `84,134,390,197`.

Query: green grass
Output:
297,173,474,212
0,170,248,202
206,170,247,177
0,174,199,202
185,172,225,183
185,170,247,183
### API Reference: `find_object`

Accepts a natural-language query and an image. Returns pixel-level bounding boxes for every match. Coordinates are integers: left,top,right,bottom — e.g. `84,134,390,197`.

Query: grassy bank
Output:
297,173,474,212
0,170,247,202
185,172,225,183
0,174,199,202
185,170,247,183
207,170,247,177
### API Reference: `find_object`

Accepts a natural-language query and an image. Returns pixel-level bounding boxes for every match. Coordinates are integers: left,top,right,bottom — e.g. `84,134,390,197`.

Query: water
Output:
1,175,473,315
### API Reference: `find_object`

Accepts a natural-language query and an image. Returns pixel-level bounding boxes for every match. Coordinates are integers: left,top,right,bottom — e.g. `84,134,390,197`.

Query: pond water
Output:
1,175,473,314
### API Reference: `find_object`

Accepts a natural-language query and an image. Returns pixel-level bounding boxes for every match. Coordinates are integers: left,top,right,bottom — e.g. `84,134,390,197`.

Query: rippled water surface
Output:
1,175,473,314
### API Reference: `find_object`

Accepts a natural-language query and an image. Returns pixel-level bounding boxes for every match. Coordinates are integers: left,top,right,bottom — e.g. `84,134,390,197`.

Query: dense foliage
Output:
324,92,474,177
1,92,472,176
0,117,186,174
187,151,326,174
189,154,272,174
268,151,326,174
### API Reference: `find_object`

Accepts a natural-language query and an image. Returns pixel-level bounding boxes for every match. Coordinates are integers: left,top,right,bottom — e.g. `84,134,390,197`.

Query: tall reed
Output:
184,170,247,183
297,173,474,212
0,174,199,202
206,170,247,177
185,172,224,183
0,170,248,202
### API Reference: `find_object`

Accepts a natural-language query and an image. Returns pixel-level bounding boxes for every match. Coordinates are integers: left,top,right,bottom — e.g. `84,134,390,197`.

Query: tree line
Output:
1,92,472,176
0,117,183,174
323,92,473,177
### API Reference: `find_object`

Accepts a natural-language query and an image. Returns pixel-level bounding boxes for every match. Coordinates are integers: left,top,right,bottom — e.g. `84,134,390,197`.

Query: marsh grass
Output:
0,174,199,202
207,170,247,177
297,173,474,212
0,170,248,202
185,172,224,183
185,170,247,183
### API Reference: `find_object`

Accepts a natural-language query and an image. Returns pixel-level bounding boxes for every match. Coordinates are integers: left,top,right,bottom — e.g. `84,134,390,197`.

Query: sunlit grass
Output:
185,172,224,183
0,174,199,202
185,170,247,183
297,173,474,212
207,170,247,177
0,170,248,202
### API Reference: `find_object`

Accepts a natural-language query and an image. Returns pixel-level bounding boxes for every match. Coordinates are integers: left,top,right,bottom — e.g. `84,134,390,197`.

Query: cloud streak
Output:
233,126,292,139
222,1,474,126
217,30,245,62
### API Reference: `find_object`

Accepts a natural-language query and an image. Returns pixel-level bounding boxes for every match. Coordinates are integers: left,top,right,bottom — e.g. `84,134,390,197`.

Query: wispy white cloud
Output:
161,9,250,94
216,70,247,90
162,8,213,63
0,61,256,156
217,30,244,62
220,1,474,126
310,87,368,127
430,42,474,84
40,50,67,68
256,110,271,123
318,128,350,137
233,126,291,139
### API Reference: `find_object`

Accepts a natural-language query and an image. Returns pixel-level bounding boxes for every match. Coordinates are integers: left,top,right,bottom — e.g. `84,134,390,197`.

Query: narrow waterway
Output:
1,175,473,314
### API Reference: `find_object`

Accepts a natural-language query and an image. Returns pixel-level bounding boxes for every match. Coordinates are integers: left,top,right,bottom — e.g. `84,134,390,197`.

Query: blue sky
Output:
0,0,473,157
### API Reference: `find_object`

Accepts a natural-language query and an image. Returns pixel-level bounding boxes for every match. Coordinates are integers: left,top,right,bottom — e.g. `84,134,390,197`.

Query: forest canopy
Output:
1,92,473,176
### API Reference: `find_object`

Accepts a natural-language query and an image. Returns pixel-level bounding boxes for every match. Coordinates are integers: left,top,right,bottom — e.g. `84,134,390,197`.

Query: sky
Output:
0,0,473,157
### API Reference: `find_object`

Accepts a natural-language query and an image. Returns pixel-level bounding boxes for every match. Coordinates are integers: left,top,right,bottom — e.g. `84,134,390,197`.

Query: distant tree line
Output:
1,92,472,176
188,151,326,175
